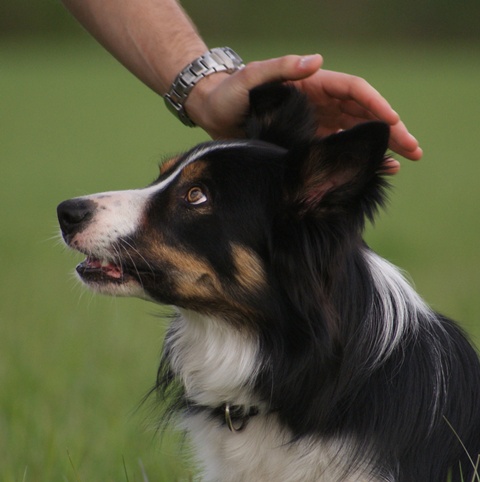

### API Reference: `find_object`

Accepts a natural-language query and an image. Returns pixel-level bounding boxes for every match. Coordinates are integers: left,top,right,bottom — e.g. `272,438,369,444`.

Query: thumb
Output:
237,54,323,90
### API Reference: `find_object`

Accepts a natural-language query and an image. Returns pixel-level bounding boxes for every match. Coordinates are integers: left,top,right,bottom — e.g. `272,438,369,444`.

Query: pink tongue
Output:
103,264,122,279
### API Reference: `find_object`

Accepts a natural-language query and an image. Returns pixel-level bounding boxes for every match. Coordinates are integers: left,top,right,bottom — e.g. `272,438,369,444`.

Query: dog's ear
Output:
285,121,391,224
247,82,317,148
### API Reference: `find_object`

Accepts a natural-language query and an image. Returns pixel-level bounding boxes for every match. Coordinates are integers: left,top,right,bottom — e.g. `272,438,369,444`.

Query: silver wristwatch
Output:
164,47,244,127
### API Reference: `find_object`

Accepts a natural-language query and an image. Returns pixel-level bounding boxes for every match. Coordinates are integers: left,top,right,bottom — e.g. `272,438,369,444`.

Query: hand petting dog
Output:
185,54,422,172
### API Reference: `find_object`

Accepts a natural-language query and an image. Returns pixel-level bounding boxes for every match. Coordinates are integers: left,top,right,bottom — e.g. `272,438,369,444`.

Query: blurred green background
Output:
1,1,479,480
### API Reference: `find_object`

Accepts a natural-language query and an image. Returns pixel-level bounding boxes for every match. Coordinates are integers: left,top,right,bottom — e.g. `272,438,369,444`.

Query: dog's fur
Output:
58,83,480,481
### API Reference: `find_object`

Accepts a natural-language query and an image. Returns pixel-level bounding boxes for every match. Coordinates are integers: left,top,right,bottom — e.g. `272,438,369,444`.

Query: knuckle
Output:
239,61,262,81
350,75,367,88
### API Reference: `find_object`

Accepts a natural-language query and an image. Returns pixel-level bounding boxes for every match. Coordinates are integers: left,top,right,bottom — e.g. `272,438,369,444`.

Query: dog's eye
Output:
186,187,207,205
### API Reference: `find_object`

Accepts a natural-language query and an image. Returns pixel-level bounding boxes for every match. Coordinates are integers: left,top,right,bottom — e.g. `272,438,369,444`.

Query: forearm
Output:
60,0,421,158
61,0,207,95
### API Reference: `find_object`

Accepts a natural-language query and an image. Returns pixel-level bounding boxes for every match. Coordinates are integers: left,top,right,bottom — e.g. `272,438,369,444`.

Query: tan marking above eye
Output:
159,156,180,175
186,187,208,205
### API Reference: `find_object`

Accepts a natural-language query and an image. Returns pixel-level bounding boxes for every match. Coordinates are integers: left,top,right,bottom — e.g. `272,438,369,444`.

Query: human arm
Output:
185,57,422,164
60,0,422,164
60,0,208,95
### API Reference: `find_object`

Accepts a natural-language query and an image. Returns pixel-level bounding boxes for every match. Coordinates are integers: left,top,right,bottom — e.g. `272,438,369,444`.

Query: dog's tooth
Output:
86,257,102,268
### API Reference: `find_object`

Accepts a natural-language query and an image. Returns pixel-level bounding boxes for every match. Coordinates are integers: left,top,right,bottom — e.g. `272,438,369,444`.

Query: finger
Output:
315,112,423,161
315,110,371,136
324,109,423,161
336,103,421,159
389,121,423,160
323,112,371,131
383,157,401,175
338,100,379,122
319,70,400,125
389,140,423,161
388,135,423,160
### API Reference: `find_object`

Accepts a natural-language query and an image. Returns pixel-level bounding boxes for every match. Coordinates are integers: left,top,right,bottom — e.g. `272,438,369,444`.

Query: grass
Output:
444,416,480,481
1,36,479,480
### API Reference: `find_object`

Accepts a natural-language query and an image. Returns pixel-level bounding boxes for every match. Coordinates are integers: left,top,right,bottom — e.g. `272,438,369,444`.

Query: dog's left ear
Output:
285,121,390,222
247,82,317,149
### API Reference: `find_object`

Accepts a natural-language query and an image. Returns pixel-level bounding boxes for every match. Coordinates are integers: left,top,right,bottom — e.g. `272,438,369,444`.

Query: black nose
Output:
57,198,96,237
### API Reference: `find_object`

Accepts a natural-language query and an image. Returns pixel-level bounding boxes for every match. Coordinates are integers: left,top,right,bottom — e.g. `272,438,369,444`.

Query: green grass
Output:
1,36,479,480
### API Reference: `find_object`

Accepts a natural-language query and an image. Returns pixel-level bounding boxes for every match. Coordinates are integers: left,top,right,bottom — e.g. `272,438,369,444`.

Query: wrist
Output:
163,47,244,128
184,72,230,133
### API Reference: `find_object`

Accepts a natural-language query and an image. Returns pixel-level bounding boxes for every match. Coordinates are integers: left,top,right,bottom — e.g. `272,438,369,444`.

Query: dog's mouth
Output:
76,256,132,284
73,253,151,298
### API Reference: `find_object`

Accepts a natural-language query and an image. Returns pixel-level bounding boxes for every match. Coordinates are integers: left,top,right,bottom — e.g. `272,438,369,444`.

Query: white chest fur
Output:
184,411,383,482
166,310,386,482
166,310,261,407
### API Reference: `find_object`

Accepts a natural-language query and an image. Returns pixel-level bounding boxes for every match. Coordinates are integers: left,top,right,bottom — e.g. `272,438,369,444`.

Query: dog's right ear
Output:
247,83,317,149
284,121,391,225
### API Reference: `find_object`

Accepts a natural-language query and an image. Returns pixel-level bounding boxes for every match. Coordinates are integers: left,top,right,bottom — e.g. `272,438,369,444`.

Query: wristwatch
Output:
164,47,244,127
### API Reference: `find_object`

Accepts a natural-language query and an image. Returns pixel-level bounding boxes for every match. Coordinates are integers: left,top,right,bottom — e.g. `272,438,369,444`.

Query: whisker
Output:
44,229,65,246
120,238,156,278
110,242,126,275
114,240,148,292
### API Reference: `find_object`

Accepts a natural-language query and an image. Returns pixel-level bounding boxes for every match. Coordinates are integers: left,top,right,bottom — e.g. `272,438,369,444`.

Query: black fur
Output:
58,81,480,481
155,84,480,481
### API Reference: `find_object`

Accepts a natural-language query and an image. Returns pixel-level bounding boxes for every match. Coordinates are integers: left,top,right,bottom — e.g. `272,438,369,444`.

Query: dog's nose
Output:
57,198,95,237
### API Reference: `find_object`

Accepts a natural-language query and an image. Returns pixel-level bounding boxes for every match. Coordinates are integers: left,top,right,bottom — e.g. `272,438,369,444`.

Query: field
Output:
1,37,479,481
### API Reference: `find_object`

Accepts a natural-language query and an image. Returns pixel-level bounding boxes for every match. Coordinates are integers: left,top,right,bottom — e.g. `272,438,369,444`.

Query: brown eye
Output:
186,187,207,205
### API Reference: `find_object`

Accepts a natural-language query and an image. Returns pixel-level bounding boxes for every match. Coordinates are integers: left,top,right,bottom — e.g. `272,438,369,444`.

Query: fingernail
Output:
299,54,322,70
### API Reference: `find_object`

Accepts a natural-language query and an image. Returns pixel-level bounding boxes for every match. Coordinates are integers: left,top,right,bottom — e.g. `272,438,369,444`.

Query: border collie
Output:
57,83,480,481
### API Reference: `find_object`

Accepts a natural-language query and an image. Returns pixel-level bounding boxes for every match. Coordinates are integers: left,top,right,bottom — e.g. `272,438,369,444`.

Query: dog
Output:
57,83,480,481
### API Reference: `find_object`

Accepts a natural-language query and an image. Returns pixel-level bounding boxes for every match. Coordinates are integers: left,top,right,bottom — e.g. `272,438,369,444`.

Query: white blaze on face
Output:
70,142,253,258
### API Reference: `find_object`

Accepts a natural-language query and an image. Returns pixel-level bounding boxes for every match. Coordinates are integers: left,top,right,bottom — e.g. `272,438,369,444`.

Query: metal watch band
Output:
164,47,244,127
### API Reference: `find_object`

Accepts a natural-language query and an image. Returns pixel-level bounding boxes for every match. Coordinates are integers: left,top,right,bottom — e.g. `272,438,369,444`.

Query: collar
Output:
222,403,260,432
189,401,260,433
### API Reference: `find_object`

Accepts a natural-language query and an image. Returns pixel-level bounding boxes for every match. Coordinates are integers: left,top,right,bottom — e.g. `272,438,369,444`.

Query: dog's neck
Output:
165,309,263,410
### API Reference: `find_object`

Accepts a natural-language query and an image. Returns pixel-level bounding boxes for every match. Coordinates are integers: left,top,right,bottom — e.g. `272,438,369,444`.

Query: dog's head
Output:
57,83,390,320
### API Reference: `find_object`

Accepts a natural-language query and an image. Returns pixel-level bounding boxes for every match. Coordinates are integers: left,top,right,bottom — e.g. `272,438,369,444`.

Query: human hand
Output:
185,55,326,139
295,68,423,172
185,54,422,171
